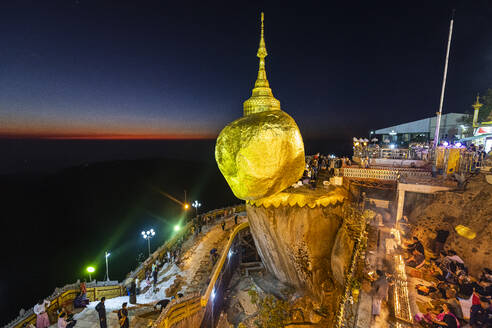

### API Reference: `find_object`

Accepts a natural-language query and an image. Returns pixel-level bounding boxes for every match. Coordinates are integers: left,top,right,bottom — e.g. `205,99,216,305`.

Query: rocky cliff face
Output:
408,174,492,276
246,187,352,304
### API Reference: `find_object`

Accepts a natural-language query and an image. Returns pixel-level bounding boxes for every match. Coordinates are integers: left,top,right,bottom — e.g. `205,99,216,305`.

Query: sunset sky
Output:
1,1,491,140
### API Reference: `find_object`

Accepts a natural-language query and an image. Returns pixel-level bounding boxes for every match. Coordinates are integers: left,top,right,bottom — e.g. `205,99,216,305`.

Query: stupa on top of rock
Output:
215,12,305,201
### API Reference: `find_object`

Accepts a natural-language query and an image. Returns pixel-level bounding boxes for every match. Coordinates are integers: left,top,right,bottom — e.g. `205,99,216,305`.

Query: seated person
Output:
457,274,475,299
429,303,460,328
420,307,438,327
446,250,466,270
479,268,492,284
406,249,425,268
154,299,170,310
446,289,464,323
57,312,76,328
416,284,437,296
430,262,445,281
73,292,89,308
58,306,73,322
469,297,492,328
476,279,492,298
405,236,425,256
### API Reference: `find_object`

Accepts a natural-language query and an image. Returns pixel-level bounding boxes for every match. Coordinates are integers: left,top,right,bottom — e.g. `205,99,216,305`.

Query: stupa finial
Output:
257,12,267,59
473,93,483,110
243,12,281,116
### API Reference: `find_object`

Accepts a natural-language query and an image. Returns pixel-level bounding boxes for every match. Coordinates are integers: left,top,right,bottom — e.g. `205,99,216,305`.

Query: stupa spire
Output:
243,12,281,116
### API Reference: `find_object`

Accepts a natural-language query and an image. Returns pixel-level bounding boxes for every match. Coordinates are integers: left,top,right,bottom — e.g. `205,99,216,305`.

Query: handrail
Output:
201,221,250,307
153,293,202,328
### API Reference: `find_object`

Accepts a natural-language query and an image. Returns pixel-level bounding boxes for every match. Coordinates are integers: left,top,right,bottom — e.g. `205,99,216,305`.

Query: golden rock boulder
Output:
216,110,304,200
215,13,305,200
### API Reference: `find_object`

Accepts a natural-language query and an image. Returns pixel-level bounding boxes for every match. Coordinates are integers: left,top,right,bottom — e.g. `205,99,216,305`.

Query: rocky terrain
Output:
408,173,492,275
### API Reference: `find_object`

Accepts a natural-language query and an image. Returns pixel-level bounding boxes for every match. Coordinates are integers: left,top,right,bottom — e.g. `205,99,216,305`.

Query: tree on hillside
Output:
460,88,492,125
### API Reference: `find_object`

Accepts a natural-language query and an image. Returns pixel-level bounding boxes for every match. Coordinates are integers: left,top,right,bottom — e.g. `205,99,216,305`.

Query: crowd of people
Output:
300,153,351,188
401,233,492,327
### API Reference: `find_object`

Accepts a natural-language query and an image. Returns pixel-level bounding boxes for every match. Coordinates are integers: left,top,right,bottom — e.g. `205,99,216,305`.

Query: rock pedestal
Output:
246,188,352,303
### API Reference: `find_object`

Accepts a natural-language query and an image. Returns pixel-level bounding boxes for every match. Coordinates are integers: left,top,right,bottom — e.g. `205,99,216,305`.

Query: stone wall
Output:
408,174,492,276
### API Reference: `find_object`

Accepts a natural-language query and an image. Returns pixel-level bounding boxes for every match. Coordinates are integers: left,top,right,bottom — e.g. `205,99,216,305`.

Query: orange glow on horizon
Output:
0,132,217,140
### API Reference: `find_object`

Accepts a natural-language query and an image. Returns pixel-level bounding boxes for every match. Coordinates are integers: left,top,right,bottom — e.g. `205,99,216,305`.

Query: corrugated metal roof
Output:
374,113,469,134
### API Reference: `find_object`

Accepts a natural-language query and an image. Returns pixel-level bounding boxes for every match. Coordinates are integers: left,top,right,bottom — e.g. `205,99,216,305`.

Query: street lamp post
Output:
141,229,155,257
192,200,202,217
105,251,111,281
87,266,95,282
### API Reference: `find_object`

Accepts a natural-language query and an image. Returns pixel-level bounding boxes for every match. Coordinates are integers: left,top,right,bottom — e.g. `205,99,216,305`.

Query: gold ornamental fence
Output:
12,284,124,328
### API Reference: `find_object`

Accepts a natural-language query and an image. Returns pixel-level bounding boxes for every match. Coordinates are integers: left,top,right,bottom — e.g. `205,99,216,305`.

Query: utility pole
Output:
433,10,455,148
105,251,111,281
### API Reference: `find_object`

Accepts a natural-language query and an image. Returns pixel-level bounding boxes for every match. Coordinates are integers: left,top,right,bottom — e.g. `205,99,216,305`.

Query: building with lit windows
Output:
371,113,470,147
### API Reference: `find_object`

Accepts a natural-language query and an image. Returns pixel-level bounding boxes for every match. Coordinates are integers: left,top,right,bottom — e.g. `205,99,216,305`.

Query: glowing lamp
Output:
87,266,95,273
174,224,181,232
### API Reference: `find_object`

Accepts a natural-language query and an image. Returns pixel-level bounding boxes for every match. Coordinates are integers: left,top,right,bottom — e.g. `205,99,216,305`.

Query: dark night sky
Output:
0,0,491,140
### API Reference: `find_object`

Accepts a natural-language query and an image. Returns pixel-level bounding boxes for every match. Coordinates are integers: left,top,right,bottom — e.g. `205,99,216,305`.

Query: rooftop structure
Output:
372,112,470,146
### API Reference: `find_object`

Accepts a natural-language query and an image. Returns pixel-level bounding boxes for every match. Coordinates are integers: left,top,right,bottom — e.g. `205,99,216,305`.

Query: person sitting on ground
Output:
406,249,426,268
58,305,73,322
476,278,492,299
420,307,438,327
416,284,437,296
57,312,76,328
457,274,475,299
406,236,425,256
430,261,445,281
433,229,450,254
154,299,170,311
469,297,492,328
446,289,464,324
430,303,460,328
480,268,492,283
446,250,465,269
